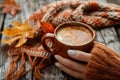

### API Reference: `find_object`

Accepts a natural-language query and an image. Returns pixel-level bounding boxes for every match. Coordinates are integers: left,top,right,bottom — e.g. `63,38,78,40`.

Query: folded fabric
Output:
85,42,120,80
30,0,120,28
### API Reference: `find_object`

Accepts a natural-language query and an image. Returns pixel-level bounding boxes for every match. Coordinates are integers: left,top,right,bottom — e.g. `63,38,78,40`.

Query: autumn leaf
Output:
1,21,35,47
12,21,21,27
1,36,21,45
15,38,27,47
1,28,21,37
40,22,54,33
0,0,20,16
29,13,44,21
12,21,32,31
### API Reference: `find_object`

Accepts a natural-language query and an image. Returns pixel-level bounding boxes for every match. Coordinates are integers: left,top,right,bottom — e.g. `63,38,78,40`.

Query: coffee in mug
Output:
41,22,95,59
56,26,92,46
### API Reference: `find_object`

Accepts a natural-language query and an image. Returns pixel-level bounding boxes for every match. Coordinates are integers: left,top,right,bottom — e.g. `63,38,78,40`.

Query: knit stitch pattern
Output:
5,0,120,80
85,42,120,80
30,0,120,28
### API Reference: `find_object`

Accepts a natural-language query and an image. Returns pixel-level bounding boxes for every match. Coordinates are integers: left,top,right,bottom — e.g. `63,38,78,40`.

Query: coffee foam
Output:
56,26,92,46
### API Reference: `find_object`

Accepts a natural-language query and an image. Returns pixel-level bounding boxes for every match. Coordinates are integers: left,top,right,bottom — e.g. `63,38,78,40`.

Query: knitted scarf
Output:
5,0,120,80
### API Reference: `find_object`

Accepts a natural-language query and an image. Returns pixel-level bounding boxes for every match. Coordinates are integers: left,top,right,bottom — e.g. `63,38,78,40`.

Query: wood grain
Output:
0,0,37,79
0,0,120,80
0,0,5,39
106,0,120,53
107,0,120,4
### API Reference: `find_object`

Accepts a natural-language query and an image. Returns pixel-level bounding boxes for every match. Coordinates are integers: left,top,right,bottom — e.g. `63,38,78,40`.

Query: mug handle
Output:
41,33,54,54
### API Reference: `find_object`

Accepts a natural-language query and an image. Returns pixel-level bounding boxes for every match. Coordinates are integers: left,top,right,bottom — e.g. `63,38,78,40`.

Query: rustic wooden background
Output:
0,0,120,80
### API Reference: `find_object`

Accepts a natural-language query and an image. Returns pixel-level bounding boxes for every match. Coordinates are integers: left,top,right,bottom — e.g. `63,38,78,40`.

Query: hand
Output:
54,50,91,79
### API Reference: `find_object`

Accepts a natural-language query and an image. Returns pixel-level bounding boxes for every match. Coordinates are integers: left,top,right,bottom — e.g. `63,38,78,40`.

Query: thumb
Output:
67,50,91,62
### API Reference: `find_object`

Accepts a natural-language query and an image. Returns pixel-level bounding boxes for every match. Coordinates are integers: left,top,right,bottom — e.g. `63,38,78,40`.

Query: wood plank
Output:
0,12,27,80
40,0,120,80
94,0,120,53
40,0,78,80
0,0,5,68
107,41,120,54
100,27,120,53
0,0,62,80
1,0,120,80
0,0,38,79
107,0,120,5
18,0,38,79
0,0,9,80
33,0,75,80
95,29,105,44
0,0,5,39
115,26,120,43
0,14,4,38
107,0,120,53
88,0,106,44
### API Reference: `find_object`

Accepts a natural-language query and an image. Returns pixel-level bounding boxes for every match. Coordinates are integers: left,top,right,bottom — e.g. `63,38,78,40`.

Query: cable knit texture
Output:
85,42,120,80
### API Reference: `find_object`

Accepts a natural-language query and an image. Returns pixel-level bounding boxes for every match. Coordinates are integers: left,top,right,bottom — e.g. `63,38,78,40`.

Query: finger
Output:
55,55,86,72
55,62,84,79
67,50,91,62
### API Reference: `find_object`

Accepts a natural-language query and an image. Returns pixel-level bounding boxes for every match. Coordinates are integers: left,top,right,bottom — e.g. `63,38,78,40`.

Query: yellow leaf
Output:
12,21,32,31
12,21,21,27
19,22,32,31
15,38,27,47
2,28,21,37
1,21,35,47
1,36,20,45
27,30,34,38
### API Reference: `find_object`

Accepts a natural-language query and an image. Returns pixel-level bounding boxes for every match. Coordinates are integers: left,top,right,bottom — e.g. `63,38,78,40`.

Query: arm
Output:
54,42,120,80
85,42,120,80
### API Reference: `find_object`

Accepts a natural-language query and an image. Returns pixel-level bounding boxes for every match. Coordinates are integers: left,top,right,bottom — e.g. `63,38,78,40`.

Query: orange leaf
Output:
4,0,16,5
1,0,20,16
40,22,54,33
29,13,44,21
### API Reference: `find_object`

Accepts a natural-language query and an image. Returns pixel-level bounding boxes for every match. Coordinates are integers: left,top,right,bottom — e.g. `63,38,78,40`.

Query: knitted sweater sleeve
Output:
85,42,120,80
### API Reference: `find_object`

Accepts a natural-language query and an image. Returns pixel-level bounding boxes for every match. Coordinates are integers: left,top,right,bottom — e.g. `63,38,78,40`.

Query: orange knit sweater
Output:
85,42,120,80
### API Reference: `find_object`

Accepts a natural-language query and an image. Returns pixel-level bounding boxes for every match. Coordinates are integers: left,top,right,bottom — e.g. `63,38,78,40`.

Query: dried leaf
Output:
2,28,21,37
40,22,54,33
21,31,34,38
12,21,21,27
0,0,20,16
20,22,32,31
12,22,32,31
15,38,27,47
1,21,35,47
29,13,44,21
2,22,34,36
1,36,21,45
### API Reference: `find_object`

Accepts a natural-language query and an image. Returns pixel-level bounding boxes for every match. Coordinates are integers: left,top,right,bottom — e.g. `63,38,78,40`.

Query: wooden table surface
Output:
0,0,120,80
